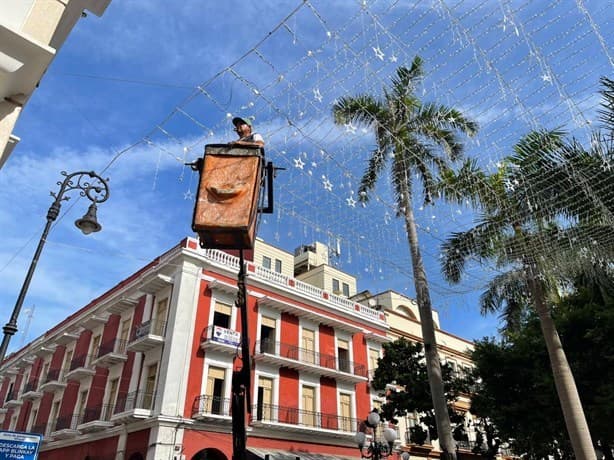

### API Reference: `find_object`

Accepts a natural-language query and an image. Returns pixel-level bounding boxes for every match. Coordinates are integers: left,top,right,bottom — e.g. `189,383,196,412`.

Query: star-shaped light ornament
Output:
313,88,323,102
294,158,305,169
390,54,398,63
322,177,333,191
541,73,552,82
183,190,194,201
346,196,356,208
345,122,357,134
372,46,385,61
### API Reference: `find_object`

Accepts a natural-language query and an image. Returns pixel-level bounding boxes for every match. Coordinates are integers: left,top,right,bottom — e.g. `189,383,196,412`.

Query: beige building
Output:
352,289,475,456
0,0,112,168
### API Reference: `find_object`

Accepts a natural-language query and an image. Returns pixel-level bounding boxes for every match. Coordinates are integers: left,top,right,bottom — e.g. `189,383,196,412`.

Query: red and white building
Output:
0,237,396,460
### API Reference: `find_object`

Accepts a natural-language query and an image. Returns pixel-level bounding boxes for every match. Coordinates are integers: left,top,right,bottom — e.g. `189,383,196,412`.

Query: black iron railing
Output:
80,404,114,424
132,319,167,340
97,338,128,357
53,413,80,431
255,339,367,377
30,423,46,435
23,381,39,393
69,354,94,371
43,368,61,384
191,395,232,417
251,402,358,432
114,390,155,413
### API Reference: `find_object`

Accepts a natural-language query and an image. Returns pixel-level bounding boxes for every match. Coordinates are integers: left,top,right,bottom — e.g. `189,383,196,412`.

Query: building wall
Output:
0,237,475,460
0,0,112,168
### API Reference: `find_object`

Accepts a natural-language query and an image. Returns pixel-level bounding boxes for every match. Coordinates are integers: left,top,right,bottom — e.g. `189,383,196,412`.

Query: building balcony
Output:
92,338,128,367
77,404,114,433
3,391,22,408
33,344,56,358
200,325,241,353
110,390,154,423
105,296,139,315
50,414,80,439
21,381,43,401
65,354,96,380
191,395,232,422
250,402,357,437
126,319,166,353
253,339,368,384
38,368,67,392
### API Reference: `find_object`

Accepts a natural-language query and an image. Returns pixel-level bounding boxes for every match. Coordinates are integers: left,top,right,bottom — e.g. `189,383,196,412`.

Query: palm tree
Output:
332,57,478,459
441,122,614,458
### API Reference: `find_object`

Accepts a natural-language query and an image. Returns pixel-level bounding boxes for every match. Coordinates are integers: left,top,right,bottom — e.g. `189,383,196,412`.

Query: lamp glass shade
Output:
367,410,380,426
355,431,366,447
383,427,397,443
75,203,102,235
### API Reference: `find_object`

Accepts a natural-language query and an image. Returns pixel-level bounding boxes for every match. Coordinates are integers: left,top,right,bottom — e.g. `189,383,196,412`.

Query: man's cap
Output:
232,117,252,127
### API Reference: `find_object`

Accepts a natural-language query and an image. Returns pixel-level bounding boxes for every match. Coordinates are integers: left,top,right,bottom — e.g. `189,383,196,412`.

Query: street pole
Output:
0,171,109,363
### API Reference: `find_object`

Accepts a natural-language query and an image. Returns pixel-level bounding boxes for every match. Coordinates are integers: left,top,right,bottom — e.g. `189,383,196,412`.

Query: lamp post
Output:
355,410,410,460
0,170,109,363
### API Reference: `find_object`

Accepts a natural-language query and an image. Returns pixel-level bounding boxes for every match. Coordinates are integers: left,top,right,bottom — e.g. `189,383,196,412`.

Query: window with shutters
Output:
213,301,232,329
337,338,350,373
260,316,276,354
63,348,74,377
301,385,316,427
105,378,119,420
89,335,101,365
118,318,131,352
142,363,157,410
302,328,316,364
256,376,274,421
41,361,50,384
368,348,380,375
77,389,88,425
339,393,352,432
49,400,60,435
27,408,38,432
206,366,227,415
153,298,168,336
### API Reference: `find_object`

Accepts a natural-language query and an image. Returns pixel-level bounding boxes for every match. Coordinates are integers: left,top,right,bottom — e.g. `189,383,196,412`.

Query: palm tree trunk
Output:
403,200,456,459
529,278,596,459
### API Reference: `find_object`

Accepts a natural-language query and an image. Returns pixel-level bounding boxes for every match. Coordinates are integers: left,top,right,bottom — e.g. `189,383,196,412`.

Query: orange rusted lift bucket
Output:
191,144,268,250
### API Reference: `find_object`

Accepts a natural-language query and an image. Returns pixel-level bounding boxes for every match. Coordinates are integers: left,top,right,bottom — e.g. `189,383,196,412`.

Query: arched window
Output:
396,304,417,320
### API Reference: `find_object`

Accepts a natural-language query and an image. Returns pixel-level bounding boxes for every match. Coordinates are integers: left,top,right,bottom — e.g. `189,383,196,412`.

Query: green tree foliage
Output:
371,338,469,445
440,77,614,459
469,277,614,459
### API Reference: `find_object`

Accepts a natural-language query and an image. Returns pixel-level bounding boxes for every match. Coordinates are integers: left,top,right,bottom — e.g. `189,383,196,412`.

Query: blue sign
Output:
0,431,42,460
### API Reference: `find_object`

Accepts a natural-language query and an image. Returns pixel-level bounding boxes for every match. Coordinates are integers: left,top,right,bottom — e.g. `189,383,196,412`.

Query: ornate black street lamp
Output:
0,170,110,362
355,410,410,460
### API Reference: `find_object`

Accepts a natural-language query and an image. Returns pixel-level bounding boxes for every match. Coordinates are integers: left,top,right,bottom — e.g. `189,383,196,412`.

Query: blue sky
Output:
0,0,612,354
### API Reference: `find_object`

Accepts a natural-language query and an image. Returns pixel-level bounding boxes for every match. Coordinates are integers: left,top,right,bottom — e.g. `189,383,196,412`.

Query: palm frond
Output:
480,270,530,325
437,159,503,212
332,95,384,127
441,218,506,283
390,57,424,100
598,76,614,133
358,145,390,202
